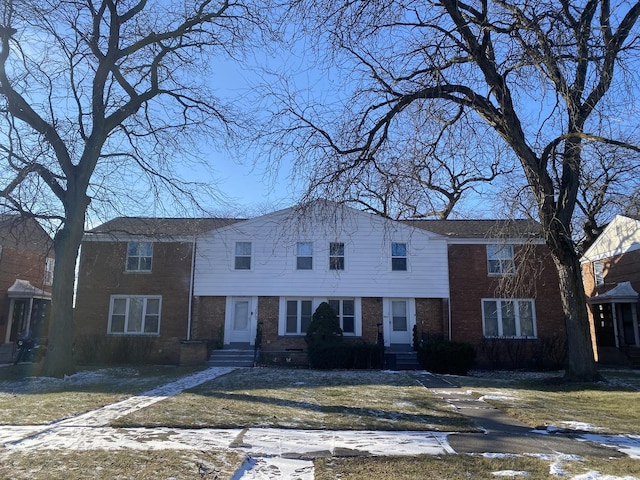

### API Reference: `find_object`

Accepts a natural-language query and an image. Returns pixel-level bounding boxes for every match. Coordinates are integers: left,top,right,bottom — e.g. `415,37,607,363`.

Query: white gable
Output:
194,203,450,298
581,215,640,263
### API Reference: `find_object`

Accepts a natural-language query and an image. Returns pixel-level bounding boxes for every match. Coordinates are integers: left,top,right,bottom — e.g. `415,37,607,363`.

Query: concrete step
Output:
385,351,422,370
208,349,255,367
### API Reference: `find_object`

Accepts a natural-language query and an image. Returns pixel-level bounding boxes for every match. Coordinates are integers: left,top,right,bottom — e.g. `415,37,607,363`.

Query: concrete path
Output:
1,366,639,479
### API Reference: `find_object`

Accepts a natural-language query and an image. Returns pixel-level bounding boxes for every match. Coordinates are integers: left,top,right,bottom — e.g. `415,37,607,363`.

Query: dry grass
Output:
314,453,640,480
0,449,244,479
445,369,640,434
0,364,207,425
113,368,477,431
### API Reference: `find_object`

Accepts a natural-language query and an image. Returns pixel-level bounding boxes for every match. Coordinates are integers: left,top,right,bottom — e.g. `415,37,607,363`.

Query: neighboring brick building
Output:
0,215,54,356
581,214,640,366
74,204,566,368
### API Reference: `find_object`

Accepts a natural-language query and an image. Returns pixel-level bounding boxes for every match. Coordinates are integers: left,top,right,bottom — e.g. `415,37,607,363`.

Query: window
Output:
296,242,313,270
328,299,355,334
44,258,54,286
108,296,161,334
235,242,252,270
594,261,604,286
487,244,515,275
392,300,408,331
482,299,536,338
285,299,313,334
391,242,407,271
126,242,153,272
329,242,345,270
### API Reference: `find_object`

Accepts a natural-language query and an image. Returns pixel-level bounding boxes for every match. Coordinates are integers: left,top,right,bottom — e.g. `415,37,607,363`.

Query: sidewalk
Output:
1,366,639,479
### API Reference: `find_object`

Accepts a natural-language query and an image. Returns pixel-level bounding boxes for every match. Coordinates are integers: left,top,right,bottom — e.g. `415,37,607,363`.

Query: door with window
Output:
385,299,414,346
229,297,253,344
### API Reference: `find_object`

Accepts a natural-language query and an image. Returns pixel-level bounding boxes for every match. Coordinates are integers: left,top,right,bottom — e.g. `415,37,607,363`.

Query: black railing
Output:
253,321,263,366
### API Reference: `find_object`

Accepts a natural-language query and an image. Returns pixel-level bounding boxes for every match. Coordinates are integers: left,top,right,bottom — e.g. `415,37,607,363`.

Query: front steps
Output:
208,348,255,367
384,347,422,370
0,343,15,364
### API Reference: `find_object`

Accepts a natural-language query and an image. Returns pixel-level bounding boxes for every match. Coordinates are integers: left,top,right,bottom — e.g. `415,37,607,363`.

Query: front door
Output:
388,299,413,346
619,303,639,347
229,297,252,344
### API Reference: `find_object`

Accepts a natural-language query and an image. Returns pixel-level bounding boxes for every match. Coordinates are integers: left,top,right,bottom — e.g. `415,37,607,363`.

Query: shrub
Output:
417,340,476,375
306,302,344,368
308,342,384,369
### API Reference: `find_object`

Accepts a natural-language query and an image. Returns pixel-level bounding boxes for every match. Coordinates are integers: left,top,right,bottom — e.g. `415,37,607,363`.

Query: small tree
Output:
305,302,344,368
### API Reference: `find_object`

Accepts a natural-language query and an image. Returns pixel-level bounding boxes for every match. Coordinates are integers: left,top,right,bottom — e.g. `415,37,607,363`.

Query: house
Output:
0,215,55,361
74,203,565,368
581,214,640,366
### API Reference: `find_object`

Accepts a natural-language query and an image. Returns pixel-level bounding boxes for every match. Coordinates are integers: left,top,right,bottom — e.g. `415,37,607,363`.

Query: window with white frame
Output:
487,244,515,275
285,299,313,334
328,299,355,334
391,242,407,271
235,242,252,270
329,242,345,270
296,242,313,270
44,257,54,286
108,295,161,334
593,261,604,286
482,299,536,338
126,242,153,272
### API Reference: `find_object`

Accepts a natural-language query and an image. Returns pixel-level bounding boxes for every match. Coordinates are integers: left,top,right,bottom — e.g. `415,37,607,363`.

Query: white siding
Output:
581,215,640,262
194,205,449,299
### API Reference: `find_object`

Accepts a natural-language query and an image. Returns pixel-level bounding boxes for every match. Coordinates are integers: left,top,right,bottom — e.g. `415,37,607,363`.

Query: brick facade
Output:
448,243,565,367
74,240,194,364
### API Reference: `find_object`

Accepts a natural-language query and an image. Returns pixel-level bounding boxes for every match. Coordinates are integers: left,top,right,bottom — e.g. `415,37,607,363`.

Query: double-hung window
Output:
109,295,161,335
235,242,252,270
487,244,515,275
593,261,604,286
296,242,313,270
329,242,345,270
285,299,313,334
44,258,55,286
126,241,153,272
482,299,536,338
391,242,407,271
328,299,355,335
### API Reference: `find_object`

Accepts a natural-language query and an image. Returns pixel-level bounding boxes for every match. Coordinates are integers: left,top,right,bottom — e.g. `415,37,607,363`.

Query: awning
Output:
7,279,52,300
588,281,639,304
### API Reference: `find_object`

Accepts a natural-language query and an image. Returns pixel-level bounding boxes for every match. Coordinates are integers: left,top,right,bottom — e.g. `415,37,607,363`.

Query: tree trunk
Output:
41,205,86,377
551,252,602,382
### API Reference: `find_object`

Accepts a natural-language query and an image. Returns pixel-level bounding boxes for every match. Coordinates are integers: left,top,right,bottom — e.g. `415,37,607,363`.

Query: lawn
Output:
444,368,640,434
112,368,477,432
0,364,207,424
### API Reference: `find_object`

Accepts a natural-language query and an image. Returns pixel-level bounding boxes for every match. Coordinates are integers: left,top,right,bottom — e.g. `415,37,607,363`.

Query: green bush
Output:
417,340,476,375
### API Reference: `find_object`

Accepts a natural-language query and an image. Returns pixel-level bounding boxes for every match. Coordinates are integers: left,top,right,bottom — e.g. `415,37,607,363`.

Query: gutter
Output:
186,237,196,341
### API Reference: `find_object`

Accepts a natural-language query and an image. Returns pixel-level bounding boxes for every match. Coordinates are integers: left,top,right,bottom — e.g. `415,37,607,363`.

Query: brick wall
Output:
448,243,565,367
74,240,194,363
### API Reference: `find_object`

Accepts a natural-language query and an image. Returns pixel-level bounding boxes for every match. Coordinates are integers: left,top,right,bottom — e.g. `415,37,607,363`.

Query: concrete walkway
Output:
1,367,639,479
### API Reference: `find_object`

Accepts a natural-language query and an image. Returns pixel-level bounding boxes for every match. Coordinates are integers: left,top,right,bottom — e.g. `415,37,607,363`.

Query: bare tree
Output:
0,0,274,377
280,0,640,380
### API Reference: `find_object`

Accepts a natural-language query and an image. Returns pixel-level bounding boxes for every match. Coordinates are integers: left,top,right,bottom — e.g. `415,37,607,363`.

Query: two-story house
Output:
581,214,640,366
0,215,55,361
74,203,565,368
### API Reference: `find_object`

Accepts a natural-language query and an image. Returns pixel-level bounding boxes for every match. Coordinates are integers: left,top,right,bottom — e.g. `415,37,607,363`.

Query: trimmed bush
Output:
308,342,384,369
417,340,476,375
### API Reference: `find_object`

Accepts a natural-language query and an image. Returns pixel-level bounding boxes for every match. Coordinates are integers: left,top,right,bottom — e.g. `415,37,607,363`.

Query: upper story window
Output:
296,242,313,270
44,257,54,286
482,299,536,338
126,241,153,272
108,295,161,335
235,242,252,270
391,242,407,271
487,244,515,275
593,261,604,286
329,242,345,270
328,299,355,334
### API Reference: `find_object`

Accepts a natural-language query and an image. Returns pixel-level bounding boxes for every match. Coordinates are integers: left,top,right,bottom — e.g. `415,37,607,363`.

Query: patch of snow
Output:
482,453,520,459
580,434,640,459
492,470,529,476
479,394,517,402
570,472,639,480
232,456,314,480
561,422,602,432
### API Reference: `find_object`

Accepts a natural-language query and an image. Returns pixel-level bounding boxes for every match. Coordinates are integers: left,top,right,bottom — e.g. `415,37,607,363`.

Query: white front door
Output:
385,299,414,346
228,297,253,344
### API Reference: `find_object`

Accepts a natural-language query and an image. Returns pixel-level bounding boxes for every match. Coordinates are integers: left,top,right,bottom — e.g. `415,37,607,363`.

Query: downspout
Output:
186,237,196,341
447,298,452,341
